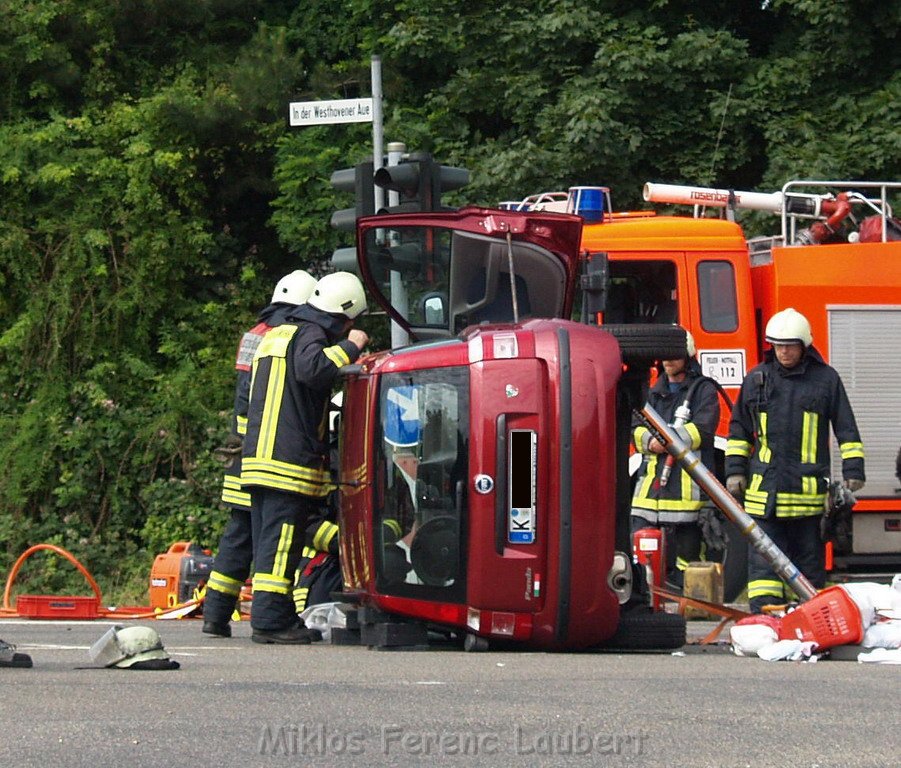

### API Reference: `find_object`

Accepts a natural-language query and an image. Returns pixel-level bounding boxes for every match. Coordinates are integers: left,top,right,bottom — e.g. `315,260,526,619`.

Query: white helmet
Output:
308,272,367,319
271,270,316,306
685,330,696,358
765,307,812,347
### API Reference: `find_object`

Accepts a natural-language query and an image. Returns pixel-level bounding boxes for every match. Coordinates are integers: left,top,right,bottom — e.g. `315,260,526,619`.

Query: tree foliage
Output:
0,0,898,597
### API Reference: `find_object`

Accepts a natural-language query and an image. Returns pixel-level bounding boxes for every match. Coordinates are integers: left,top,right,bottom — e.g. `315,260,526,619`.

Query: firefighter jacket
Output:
241,304,361,498
631,362,720,525
221,303,296,509
725,346,865,519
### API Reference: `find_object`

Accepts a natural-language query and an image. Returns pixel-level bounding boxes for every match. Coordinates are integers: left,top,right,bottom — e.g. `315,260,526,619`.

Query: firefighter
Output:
202,270,317,638
725,308,865,613
243,271,368,644
631,331,720,588
292,514,341,615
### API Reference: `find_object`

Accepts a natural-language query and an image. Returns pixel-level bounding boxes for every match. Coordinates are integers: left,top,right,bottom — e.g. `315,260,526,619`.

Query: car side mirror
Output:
421,292,447,325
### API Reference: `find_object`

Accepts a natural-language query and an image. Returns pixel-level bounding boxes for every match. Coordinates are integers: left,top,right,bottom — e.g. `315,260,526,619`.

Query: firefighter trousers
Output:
203,507,253,627
250,487,315,631
748,515,825,613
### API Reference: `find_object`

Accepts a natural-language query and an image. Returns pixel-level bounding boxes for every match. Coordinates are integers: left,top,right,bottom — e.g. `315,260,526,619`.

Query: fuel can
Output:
682,562,724,619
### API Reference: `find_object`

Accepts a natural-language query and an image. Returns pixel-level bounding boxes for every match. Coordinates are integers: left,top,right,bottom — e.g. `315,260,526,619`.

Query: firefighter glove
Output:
843,478,865,493
726,475,747,499
698,507,728,553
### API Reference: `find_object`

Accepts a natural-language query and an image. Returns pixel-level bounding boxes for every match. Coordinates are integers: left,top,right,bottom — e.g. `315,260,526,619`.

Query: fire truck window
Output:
375,368,468,600
697,261,738,332
606,261,677,324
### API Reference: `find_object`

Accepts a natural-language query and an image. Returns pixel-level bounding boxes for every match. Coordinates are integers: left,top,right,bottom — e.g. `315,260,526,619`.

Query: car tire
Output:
600,609,687,650
602,323,688,365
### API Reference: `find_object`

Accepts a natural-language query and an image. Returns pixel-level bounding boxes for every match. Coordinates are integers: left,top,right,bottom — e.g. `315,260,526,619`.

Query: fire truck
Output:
526,179,901,599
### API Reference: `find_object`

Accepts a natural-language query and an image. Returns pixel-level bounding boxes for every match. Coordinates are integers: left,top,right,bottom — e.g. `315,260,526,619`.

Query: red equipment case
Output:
778,586,864,649
16,594,100,620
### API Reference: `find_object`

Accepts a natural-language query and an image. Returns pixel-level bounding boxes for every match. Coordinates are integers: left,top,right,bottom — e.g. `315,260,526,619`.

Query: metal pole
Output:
387,142,409,348
638,403,818,602
371,55,385,215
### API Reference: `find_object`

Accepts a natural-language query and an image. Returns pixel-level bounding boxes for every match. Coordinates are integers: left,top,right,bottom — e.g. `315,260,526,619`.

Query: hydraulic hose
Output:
657,374,731,489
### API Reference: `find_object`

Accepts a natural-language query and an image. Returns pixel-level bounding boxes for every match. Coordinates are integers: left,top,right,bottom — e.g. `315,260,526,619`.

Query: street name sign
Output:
288,98,374,126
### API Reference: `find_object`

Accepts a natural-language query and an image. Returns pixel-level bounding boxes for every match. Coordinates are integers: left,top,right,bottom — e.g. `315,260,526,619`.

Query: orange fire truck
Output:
514,180,901,598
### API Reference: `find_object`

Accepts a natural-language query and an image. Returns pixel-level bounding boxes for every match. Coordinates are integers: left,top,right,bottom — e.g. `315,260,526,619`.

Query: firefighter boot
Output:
251,620,322,645
201,588,235,638
202,621,232,638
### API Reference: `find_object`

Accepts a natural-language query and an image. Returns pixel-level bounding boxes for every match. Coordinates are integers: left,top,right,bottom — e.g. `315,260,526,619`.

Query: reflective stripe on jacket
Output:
221,304,295,509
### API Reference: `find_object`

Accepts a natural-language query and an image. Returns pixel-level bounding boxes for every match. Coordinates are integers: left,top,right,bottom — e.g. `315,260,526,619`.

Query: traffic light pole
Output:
370,56,385,215
371,56,410,347
387,142,410,348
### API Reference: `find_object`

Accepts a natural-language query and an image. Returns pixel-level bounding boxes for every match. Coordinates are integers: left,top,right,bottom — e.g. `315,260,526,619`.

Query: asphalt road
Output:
0,617,896,768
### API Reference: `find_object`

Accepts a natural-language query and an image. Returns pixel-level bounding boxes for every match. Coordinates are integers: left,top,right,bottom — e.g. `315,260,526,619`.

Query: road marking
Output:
0,619,121,627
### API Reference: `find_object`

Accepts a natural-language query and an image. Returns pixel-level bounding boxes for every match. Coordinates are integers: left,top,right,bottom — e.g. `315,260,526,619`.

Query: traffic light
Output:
329,246,360,274
329,160,375,274
330,160,375,232
373,152,469,214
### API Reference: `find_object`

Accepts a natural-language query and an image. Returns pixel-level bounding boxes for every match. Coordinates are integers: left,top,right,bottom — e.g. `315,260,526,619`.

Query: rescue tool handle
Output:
495,414,507,555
